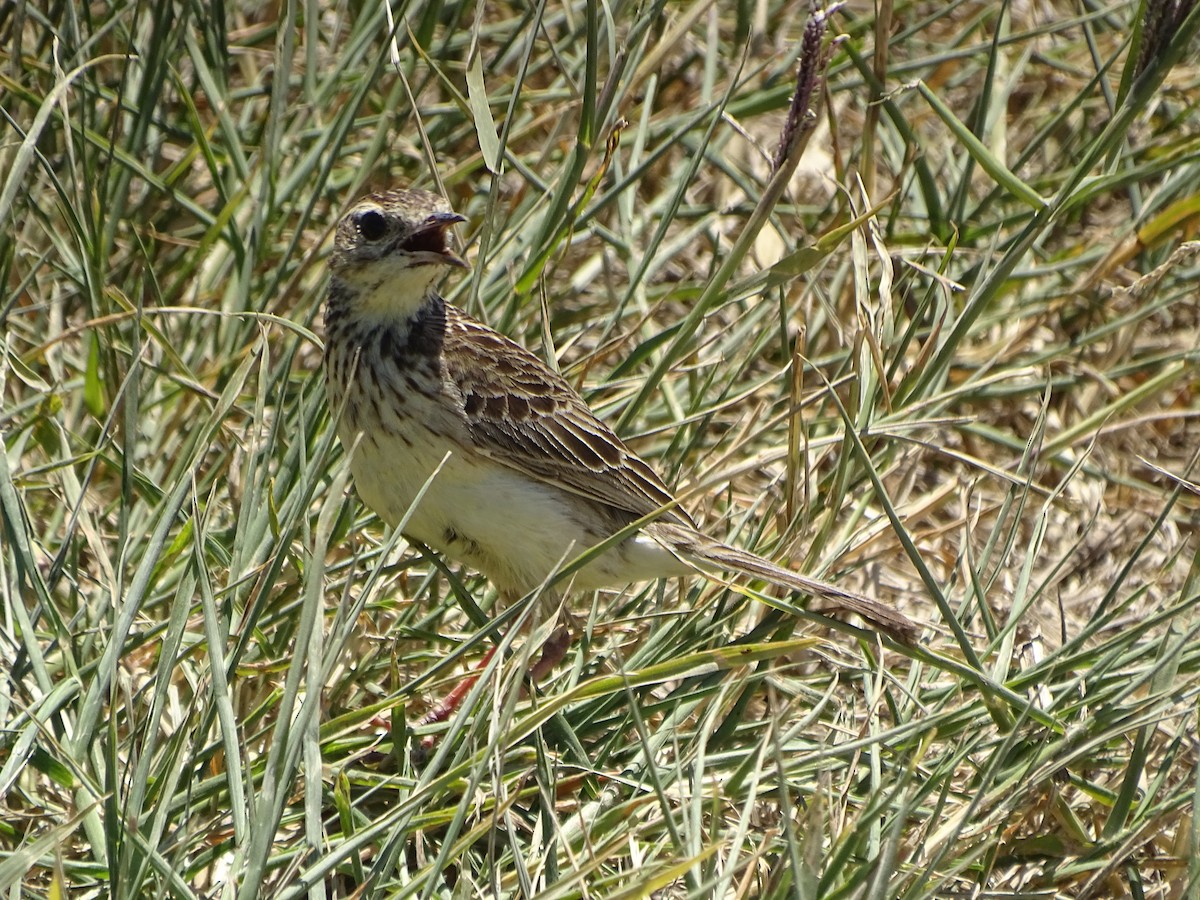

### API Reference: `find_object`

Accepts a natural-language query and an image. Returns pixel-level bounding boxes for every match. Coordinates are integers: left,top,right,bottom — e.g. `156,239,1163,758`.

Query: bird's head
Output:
329,189,467,310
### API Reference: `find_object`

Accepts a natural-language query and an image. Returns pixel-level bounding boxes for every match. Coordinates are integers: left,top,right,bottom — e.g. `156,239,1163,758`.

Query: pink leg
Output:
530,624,572,683
418,644,498,728
417,621,574,751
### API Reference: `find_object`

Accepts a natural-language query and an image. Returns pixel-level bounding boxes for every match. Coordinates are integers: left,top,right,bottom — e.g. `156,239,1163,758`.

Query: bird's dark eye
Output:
356,209,388,241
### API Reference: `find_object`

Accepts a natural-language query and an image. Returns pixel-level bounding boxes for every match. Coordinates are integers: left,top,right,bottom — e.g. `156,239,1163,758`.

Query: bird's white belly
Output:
344,424,686,597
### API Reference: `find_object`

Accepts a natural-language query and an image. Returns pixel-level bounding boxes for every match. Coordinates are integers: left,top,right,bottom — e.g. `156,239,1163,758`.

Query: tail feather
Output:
655,525,918,645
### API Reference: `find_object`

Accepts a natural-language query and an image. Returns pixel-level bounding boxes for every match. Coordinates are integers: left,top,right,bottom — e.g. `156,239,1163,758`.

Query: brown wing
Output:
441,305,696,528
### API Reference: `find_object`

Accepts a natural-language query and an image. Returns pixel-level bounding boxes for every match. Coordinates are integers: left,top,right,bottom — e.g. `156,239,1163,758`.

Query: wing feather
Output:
441,306,694,527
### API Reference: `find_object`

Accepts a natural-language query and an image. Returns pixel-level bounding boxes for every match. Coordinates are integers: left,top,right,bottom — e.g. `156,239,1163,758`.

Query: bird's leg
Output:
529,622,572,682
418,605,575,741
528,594,581,684
418,643,499,728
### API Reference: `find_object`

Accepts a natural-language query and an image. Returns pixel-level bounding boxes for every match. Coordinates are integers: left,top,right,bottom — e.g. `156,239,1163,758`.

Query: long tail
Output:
657,525,918,645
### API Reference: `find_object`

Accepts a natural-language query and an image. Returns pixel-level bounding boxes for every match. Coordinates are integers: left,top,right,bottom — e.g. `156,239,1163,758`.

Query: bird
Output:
323,188,917,721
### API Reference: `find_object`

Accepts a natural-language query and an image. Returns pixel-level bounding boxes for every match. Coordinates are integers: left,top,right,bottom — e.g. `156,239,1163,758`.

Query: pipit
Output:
324,189,917,719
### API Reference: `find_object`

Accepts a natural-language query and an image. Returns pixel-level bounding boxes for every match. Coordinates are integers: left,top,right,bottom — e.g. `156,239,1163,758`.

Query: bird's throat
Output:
325,280,448,371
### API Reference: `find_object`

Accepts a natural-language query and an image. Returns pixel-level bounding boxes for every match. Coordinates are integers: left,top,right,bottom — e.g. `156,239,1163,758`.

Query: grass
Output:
3,0,1200,896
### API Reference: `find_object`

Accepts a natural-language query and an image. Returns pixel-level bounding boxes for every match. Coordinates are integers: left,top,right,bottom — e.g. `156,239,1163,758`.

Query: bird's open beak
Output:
399,212,469,268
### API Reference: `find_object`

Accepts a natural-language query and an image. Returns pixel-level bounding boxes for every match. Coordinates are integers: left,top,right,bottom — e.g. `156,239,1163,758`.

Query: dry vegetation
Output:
2,0,1200,897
